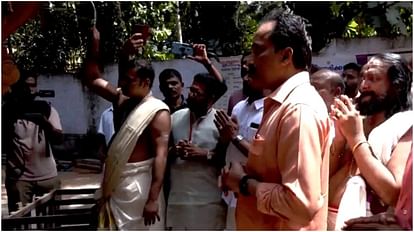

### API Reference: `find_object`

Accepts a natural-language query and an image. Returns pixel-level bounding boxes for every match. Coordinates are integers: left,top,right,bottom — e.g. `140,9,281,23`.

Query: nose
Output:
360,79,370,91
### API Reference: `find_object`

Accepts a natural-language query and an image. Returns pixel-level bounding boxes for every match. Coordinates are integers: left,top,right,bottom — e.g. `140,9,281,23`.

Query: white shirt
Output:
223,97,264,208
97,106,115,145
225,97,264,165
368,110,414,164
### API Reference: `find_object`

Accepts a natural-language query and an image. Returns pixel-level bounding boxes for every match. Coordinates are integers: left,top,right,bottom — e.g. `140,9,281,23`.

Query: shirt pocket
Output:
250,135,265,156
246,127,258,142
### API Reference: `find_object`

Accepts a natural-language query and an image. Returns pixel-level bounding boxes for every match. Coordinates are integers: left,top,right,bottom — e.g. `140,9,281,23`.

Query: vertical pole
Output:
176,1,183,43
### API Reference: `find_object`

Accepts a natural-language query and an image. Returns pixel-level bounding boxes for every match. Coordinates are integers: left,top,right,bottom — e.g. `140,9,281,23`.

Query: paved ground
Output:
1,166,103,216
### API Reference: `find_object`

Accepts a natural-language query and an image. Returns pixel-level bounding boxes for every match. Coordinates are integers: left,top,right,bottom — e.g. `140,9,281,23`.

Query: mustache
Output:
356,91,378,101
241,64,257,78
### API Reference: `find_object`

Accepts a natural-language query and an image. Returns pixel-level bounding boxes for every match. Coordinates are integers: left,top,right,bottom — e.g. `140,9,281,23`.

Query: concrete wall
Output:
36,36,412,135
313,36,412,72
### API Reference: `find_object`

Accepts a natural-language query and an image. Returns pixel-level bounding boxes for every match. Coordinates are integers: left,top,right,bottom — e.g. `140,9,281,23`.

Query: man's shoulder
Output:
172,108,190,118
286,84,328,115
147,96,170,111
232,99,248,115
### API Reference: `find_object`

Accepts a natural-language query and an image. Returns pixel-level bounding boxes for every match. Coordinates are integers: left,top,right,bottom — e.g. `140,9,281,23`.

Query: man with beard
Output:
158,69,187,114
227,53,251,115
328,53,412,230
214,53,270,230
342,62,362,99
166,70,228,230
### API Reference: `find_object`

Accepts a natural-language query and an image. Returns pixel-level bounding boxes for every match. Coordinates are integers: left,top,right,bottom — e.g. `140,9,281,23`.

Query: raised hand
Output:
121,33,145,56
330,95,365,144
214,109,239,144
187,44,210,65
88,26,100,59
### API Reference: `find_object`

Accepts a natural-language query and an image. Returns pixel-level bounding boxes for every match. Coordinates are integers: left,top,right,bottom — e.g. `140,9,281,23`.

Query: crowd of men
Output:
3,7,412,231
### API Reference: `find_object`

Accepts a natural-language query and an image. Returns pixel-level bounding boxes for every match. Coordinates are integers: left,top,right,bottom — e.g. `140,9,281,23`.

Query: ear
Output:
281,47,293,64
333,86,342,96
141,78,151,87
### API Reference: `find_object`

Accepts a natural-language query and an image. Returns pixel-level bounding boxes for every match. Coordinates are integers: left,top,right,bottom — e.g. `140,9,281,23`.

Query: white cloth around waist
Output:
110,158,165,230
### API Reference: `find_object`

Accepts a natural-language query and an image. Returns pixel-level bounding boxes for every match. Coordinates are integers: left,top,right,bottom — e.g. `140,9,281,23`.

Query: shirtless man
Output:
84,27,171,230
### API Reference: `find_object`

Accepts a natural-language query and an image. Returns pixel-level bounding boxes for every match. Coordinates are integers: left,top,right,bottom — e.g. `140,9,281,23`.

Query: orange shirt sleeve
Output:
255,104,327,225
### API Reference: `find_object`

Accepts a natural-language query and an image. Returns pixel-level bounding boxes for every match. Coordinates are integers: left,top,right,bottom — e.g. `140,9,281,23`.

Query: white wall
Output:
36,36,412,135
312,36,412,72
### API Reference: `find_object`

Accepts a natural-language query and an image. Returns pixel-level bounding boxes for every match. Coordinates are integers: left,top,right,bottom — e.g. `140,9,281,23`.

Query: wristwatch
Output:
239,175,254,196
232,135,244,145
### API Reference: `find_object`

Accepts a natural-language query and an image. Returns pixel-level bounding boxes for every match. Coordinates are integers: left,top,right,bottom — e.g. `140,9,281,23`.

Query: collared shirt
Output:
236,71,332,230
97,106,114,145
163,95,187,114
223,97,264,209
226,97,264,165
227,89,247,115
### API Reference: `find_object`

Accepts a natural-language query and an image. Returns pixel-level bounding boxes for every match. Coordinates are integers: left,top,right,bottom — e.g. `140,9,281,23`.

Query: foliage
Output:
7,1,413,75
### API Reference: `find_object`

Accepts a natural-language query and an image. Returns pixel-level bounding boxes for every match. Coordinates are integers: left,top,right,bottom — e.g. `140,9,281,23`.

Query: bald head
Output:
311,69,345,111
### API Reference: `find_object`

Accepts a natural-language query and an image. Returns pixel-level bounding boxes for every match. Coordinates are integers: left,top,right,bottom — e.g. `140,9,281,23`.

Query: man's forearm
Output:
232,137,250,157
148,156,167,202
203,60,224,83
246,179,321,225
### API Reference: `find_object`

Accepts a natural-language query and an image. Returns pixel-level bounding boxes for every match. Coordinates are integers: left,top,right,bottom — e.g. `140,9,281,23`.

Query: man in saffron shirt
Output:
221,8,331,230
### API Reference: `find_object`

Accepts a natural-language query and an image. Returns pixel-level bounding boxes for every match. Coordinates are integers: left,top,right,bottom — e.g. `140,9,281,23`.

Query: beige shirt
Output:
236,72,332,230
13,107,62,181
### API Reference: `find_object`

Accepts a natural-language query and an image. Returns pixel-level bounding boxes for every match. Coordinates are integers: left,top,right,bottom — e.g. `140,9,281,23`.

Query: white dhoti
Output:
334,175,367,230
166,161,226,230
110,158,165,230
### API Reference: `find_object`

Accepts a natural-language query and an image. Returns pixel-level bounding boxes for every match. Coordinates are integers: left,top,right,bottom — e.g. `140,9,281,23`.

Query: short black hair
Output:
193,73,227,101
19,70,38,82
370,53,412,117
159,68,183,84
261,7,312,70
343,63,361,73
123,58,155,88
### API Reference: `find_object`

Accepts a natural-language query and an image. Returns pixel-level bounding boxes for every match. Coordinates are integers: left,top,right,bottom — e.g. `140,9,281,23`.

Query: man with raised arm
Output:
84,27,171,230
